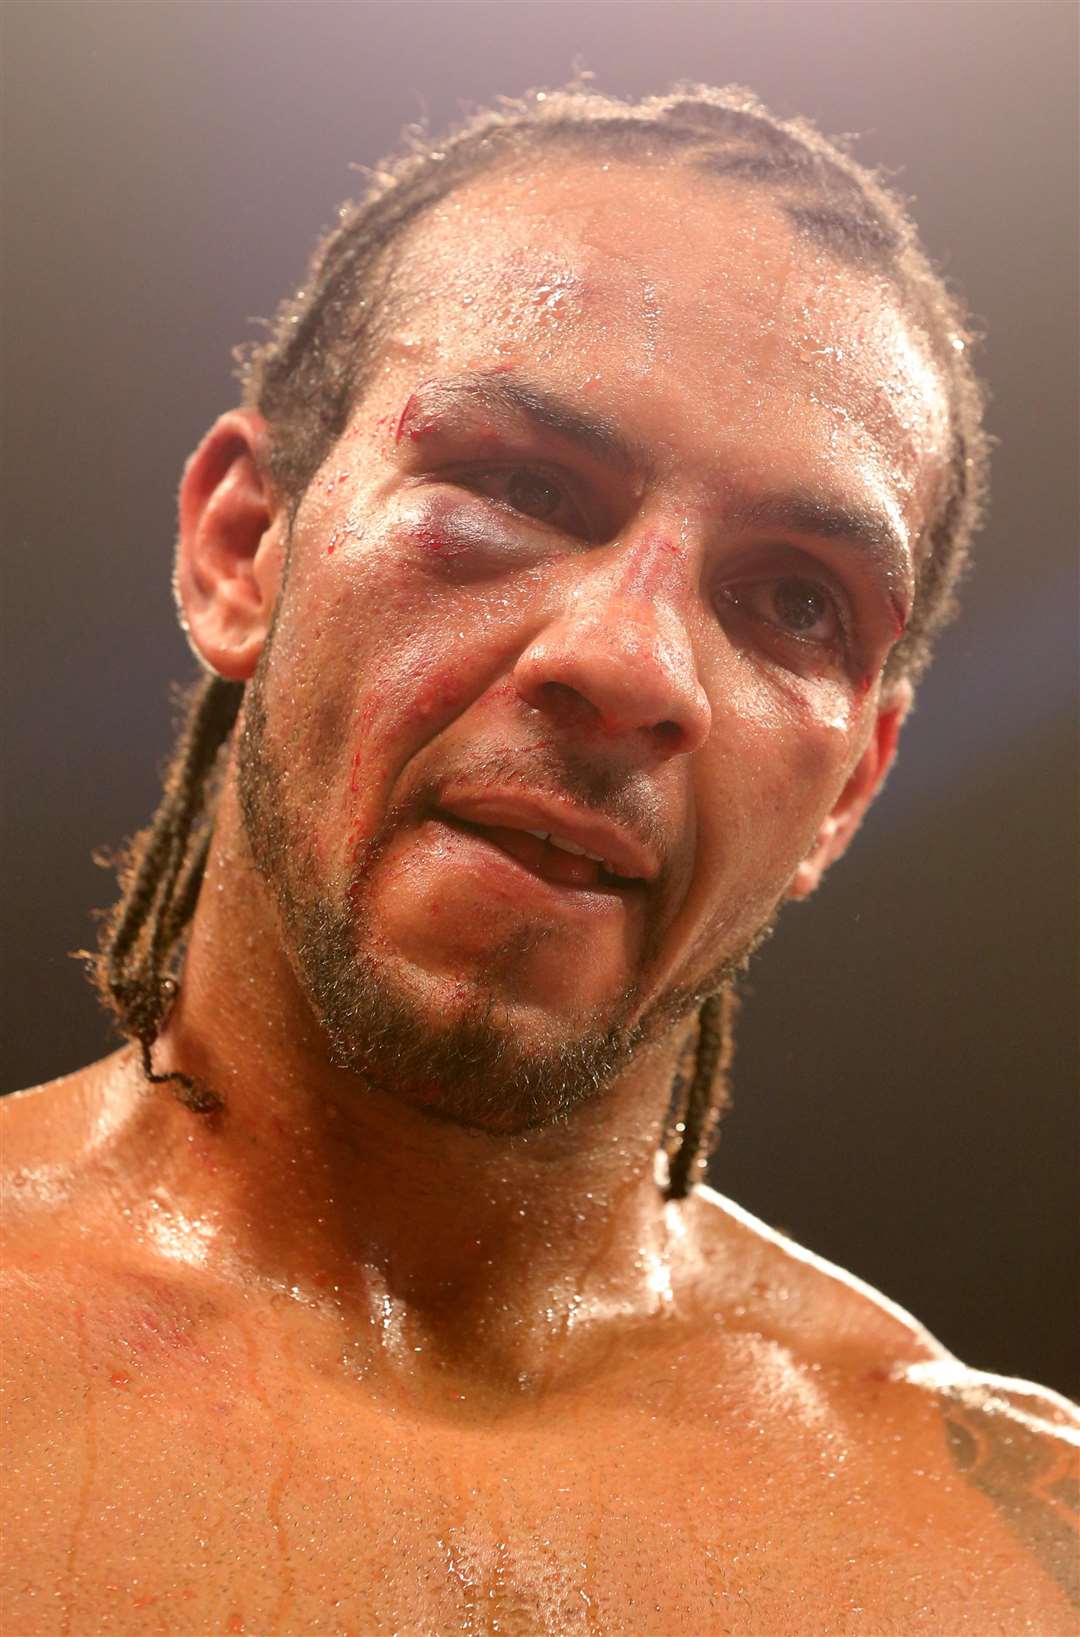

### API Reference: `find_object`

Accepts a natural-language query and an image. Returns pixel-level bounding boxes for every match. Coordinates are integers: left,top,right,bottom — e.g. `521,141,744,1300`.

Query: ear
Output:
786,678,913,900
173,410,285,681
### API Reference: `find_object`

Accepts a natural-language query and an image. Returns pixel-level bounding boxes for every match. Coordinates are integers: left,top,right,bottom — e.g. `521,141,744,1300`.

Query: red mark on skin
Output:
617,532,684,603
109,1370,129,1388
393,392,418,444
312,1270,332,1289
394,387,441,444
412,672,464,717
226,1614,245,1634
856,670,875,698
889,596,908,641
132,1593,158,1610
349,749,363,793
414,525,458,558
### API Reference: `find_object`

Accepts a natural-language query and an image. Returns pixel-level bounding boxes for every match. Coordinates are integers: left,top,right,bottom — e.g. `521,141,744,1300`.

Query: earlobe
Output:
787,679,913,900
174,410,283,681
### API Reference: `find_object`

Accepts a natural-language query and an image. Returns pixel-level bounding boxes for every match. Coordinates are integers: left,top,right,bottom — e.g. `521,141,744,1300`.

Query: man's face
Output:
235,156,948,1130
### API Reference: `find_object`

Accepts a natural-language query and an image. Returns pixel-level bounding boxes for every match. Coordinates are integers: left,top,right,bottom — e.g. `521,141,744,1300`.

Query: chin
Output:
300,929,646,1134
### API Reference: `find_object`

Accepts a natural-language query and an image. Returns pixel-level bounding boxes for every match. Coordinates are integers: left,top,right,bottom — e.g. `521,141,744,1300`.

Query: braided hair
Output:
91,80,992,1191
91,673,242,1113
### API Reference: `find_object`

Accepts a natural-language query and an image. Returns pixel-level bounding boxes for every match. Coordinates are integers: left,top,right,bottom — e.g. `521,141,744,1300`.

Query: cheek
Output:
690,676,859,931
262,531,534,863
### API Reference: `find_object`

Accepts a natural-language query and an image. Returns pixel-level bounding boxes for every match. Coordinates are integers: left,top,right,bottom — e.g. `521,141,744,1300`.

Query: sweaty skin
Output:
3,158,1078,1635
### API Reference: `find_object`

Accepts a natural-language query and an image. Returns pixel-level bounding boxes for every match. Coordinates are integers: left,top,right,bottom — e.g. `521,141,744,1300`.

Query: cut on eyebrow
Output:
412,369,644,474
412,369,913,589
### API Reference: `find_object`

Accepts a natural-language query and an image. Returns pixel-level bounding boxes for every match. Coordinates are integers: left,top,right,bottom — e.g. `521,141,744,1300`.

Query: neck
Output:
104,781,699,1393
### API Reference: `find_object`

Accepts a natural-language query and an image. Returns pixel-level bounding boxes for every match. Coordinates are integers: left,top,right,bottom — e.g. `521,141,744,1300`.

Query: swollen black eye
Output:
773,578,830,633
505,470,561,521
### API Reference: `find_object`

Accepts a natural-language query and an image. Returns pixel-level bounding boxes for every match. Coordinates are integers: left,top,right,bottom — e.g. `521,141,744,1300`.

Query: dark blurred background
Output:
2,1,1077,1397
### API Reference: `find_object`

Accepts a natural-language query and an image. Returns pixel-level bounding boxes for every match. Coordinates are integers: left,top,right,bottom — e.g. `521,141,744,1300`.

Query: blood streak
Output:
617,532,684,602
393,393,418,444
394,386,440,444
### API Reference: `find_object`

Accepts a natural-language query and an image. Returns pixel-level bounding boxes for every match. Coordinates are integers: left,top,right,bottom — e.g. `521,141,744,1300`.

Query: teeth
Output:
548,835,611,868
520,826,617,875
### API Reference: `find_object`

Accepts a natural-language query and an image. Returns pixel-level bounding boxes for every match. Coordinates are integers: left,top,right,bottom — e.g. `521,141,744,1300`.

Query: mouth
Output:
437,811,640,894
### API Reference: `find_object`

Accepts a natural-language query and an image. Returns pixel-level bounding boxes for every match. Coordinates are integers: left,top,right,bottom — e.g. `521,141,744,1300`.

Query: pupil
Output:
507,470,559,520
774,578,826,632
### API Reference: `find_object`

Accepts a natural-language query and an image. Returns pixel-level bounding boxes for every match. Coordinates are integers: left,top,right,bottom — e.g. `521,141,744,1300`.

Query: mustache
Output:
369,740,676,887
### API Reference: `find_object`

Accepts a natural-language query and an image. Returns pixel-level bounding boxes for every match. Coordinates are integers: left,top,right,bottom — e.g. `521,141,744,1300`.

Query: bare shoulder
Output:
685,1181,954,1371
2,1050,170,1362
685,1185,1079,1615
2,1049,132,1224
687,1185,1079,1417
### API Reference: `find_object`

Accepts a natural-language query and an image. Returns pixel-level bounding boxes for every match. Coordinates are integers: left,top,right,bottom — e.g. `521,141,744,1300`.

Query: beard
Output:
235,652,771,1137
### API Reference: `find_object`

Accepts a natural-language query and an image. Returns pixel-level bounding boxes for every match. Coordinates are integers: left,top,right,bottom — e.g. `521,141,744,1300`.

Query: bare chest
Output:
4,1327,1063,1637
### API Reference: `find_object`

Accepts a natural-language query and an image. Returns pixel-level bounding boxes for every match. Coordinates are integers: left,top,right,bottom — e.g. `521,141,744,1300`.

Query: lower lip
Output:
422,815,639,919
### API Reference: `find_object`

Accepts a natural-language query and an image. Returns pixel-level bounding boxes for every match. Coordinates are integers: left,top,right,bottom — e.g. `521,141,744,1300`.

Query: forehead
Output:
377,155,950,527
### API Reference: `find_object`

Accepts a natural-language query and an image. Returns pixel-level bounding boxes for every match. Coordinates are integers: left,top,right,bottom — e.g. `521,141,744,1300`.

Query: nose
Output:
512,537,712,757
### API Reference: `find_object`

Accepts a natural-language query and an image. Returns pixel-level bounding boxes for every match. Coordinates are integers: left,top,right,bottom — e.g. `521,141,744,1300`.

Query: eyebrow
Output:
419,369,643,474
419,369,913,587
725,489,912,590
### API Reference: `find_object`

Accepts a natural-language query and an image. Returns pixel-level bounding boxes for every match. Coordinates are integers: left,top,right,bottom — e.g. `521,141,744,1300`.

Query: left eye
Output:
459,465,585,532
504,469,562,521
726,575,841,643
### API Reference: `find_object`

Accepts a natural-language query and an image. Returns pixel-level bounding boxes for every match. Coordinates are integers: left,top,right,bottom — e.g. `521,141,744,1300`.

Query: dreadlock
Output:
91,672,242,1112
92,79,991,1191
665,987,739,1201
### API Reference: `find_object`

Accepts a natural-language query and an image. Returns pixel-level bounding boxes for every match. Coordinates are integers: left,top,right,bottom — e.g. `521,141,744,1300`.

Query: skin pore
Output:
132,154,941,1387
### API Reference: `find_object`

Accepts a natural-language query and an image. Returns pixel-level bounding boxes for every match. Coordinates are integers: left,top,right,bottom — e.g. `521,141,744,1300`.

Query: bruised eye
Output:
724,575,842,644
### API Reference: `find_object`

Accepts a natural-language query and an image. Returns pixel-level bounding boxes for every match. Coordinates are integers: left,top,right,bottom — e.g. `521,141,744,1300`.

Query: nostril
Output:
655,720,684,752
525,679,599,728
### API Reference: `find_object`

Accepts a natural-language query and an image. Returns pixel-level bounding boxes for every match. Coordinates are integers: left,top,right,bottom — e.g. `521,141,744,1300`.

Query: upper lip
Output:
436,789,660,884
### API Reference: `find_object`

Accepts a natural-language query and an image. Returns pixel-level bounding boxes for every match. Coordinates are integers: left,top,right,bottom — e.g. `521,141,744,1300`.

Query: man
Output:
2,82,1077,1635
